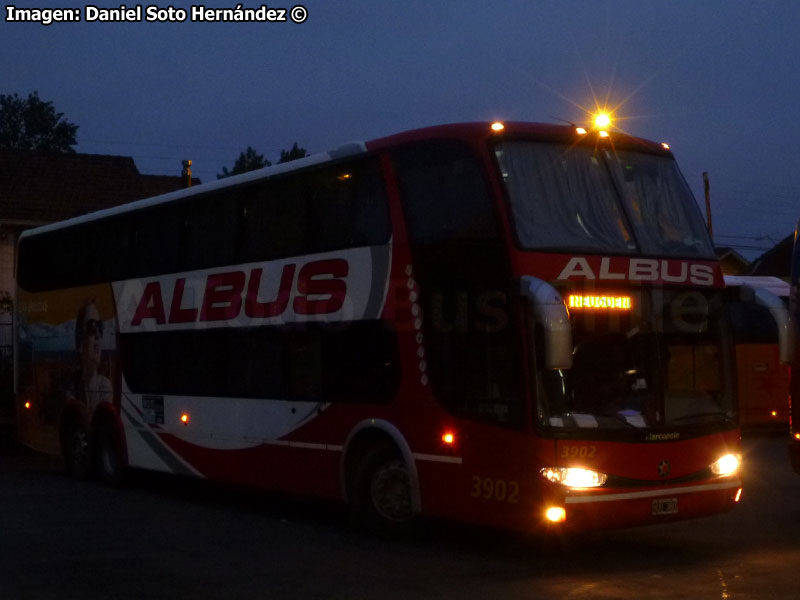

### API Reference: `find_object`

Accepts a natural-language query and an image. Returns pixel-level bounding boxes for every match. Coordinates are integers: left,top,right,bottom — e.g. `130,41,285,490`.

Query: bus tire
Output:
64,422,93,480
95,420,125,487
351,442,419,537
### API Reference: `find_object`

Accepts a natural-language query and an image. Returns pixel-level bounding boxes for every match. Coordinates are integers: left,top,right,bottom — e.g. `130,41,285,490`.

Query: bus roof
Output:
18,141,367,240
364,121,673,156
19,121,672,240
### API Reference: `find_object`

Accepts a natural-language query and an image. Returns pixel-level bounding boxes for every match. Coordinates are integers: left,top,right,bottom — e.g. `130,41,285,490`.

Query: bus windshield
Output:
496,142,714,258
536,289,737,433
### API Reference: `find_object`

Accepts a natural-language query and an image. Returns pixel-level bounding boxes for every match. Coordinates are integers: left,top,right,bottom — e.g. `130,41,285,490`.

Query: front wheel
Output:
64,422,92,480
351,442,419,536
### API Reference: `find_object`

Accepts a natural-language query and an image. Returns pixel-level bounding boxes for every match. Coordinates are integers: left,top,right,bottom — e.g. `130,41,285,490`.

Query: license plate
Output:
652,498,678,515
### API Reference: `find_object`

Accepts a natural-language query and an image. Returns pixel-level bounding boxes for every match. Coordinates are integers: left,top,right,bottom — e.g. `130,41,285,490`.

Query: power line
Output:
79,138,285,153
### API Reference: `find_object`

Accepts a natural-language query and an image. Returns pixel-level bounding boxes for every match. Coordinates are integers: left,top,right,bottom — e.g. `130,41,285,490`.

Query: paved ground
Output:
1,433,797,599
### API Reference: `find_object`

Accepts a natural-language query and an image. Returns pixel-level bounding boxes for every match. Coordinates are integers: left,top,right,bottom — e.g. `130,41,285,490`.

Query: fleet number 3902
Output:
560,445,597,459
470,476,519,504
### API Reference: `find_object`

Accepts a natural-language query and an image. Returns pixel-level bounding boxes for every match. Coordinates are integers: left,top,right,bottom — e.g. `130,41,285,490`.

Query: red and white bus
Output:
15,121,768,534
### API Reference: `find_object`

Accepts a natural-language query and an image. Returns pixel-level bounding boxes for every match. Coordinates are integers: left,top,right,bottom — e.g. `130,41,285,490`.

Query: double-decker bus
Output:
725,275,791,428
15,121,765,534
789,221,800,472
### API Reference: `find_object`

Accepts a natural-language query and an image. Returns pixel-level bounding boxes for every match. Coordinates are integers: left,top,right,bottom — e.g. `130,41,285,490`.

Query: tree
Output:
278,142,308,164
217,146,270,179
0,91,78,152
218,142,309,179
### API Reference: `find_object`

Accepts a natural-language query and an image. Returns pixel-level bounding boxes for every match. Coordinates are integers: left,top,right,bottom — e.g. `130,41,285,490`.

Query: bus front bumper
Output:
541,479,742,531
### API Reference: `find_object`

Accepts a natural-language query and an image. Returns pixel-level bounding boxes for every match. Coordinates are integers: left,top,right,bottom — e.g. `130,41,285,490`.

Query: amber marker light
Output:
771,411,778,417
795,433,800,441
441,431,456,445
594,112,612,129
490,121,505,132
576,127,587,135
545,506,567,523
180,412,190,425
661,142,671,150
734,488,743,503
24,401,31,410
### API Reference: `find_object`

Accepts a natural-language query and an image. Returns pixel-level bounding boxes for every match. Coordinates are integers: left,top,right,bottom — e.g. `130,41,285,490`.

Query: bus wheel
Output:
352,443,418,536
64,422,92,480
95,421,125,487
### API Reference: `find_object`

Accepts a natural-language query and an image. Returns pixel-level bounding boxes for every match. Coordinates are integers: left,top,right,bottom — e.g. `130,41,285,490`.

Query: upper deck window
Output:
495,142,714,259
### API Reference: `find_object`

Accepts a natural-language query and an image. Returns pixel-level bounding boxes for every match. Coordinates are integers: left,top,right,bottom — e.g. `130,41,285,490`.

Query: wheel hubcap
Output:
370,459,413,522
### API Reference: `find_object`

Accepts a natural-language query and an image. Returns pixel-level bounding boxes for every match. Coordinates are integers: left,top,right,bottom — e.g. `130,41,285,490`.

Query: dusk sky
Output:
3,0,799,259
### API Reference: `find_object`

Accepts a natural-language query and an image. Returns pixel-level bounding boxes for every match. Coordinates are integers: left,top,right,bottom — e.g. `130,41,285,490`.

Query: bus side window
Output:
394,142,497,245
49,227,89,290
237,157,390,264
17,235,52,292
131,205,183,278
239,178,307,263
393,141,523,428
304,159,391,253
289,323,399,403
93,218,132,283
182,194,239,271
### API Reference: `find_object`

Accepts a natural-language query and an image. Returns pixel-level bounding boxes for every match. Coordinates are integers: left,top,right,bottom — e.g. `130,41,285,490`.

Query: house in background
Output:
0,150,198,304
749,233,794,280
0,150,198,434
715,246,751,276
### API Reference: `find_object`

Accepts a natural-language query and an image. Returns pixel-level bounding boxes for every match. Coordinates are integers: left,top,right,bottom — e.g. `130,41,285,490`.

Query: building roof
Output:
0,150,198,226
714,246,751,275
749,233,794,278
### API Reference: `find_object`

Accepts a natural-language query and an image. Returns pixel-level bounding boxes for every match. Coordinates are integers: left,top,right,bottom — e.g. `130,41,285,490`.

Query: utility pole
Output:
703,171,712,240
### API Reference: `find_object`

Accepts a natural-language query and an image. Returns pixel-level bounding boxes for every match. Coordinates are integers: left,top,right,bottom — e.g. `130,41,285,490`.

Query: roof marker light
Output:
661,142,670,150
598,130,610,138
490,121,505,132
594,113,611,129
576,127,587,135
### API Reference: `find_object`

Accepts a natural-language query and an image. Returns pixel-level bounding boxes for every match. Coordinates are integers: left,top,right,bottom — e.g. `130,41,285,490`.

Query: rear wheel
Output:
351,442,419,536
64,422,92,480
95,420,125,486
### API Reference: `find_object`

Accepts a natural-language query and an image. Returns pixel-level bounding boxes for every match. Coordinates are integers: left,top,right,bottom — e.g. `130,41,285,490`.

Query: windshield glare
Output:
495,141,714,258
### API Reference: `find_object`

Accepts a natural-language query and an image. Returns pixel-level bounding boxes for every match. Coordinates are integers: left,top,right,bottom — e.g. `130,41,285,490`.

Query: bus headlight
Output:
540,467,608,488
710,453,741,477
